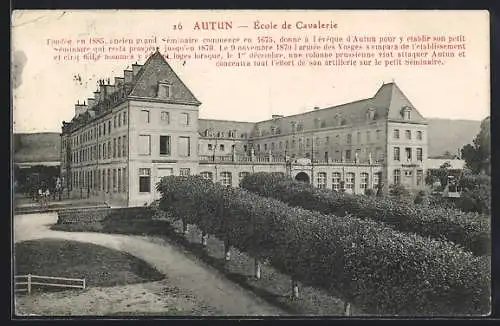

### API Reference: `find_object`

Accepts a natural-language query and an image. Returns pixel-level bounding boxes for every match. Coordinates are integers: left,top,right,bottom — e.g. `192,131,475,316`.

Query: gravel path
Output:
14,213,286,316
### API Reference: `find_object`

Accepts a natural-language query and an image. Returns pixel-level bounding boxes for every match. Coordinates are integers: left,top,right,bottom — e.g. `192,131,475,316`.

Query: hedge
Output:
240,172,490,256
157,176,490,316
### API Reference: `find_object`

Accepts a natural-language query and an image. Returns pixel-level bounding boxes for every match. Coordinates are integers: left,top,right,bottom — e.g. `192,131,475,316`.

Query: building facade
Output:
60,50,428,207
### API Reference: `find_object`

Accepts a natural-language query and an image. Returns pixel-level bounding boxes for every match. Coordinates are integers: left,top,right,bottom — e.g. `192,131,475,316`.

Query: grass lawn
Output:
14,239,165,291
52,213,353,316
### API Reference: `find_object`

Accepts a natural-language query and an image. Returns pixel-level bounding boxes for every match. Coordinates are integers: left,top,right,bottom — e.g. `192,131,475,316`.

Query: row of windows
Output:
138,167,191,193
207,143,238,152
139,110,190,126
71,136,128,163
203,129,245,139
315,172,379,191
138,135,191,157
71,111,128,147
394,169,424,186
393,147,423,162
393,129,423,140
72,167,127,193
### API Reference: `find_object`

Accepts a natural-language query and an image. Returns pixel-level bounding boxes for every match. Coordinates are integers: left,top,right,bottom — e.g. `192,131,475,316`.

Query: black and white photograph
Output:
12,10,491,317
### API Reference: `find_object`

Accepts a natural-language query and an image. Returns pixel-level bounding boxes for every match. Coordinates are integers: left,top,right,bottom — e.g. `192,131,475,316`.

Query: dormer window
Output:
401,106,412,120
367,108,376,120
157,81,172,99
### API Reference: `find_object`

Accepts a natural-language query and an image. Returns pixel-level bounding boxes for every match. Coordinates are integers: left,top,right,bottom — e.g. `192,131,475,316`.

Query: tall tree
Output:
461,116,490,175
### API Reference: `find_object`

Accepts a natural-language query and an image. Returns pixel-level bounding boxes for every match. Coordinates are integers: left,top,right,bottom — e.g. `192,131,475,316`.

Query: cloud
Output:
12,50,28,89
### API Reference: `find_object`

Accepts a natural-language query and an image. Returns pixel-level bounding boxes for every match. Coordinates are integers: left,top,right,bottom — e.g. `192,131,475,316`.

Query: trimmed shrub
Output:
240,172,490,256
157,176,490,316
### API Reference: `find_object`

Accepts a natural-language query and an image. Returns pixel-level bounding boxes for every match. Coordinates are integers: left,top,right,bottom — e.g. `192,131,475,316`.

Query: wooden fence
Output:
14,274,86,294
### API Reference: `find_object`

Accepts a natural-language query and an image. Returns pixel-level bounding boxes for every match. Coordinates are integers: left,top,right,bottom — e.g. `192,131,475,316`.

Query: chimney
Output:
94,90,101,102
87,98,95,108
272,114,284,119
313,106,320,110
124,70,133,83
114,77,124,86
132,63,142,76
75,102,88,117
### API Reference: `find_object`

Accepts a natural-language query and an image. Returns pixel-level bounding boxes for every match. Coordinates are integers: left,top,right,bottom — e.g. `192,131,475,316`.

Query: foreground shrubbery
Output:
157,176,490,316
240,173,490,256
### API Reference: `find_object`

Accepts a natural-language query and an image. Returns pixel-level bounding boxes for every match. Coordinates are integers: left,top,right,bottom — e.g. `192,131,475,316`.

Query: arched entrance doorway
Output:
295,172,310,183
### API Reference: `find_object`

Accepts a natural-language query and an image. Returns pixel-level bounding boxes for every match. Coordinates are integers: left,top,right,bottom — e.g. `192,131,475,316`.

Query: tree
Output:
461,116,490,175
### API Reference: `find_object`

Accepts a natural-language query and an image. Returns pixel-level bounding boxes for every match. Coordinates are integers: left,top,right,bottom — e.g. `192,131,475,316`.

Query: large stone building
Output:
60,50,428,207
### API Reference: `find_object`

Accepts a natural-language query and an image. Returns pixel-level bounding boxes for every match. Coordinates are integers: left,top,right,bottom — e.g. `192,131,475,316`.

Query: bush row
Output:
57,207,157,225
157,176,490,316
240,173,490,256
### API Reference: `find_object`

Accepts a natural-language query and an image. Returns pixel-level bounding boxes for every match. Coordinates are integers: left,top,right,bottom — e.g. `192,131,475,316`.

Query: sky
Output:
12,10,490,133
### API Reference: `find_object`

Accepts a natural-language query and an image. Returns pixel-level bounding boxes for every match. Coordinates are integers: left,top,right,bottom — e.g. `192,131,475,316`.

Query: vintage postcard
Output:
12,10,491,318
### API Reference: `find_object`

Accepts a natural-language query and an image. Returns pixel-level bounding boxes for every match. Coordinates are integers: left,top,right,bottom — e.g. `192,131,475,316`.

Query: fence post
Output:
27,274,32,295
82,278,86,289
344,302,352,316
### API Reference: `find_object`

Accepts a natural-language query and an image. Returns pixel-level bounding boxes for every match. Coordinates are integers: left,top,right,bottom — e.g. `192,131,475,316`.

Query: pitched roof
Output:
198,119,255,138
129,50,201,106
14,133,61,163
251,82,426,137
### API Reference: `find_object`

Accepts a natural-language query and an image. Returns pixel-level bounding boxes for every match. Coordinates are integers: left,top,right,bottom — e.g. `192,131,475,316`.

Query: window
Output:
108,121,111,134
373,172,381,187
402,108,411,120
161,111,170,124
317,172,326,189
117,137,121,157
102,144,106,159
103,123,106,135
405,147,412,161
117,168,121,192
220,144,225,151
404,170,413,177
160,136,171,155
345,150,352,161
346,173,355,191
220,172,232,187
393,169,401,185
417,131,423,140
347,134,352,144
271,142,275,150
122,168,127,192
139,135,151,155
107,169,111,192
181,113,190,126
118,113,122,127
394,129,400,139
376,129,381,140
325,136,329,144
332,172,341,191
107,141,111,159
139,168,151,193
178,136,191,157
99,125,102,137
113,138,116,158
141,110,150,124
158,83,171,98
208,144,213,151
357,132,361,143
405,130,411,140
264,143,268,151
393,147,400,161
416,148,423,161
102,169,105,191
417,170,423,186
123,112,127,125
113,169,117,192
114,116,117,129
179,168,190,176
122,136,127,157
360,172,369,191
200,171,213,181
366,131,371,142
238,172,250,183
